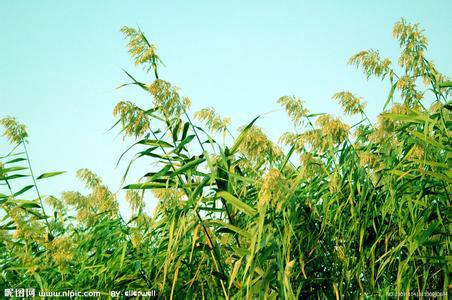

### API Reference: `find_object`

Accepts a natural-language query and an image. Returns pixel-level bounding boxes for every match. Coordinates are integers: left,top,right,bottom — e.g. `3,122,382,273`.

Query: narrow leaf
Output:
37,171,65,180
217,191,257,216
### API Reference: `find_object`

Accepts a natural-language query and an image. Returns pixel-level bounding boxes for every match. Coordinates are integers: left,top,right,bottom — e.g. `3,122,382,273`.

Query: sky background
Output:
1,0,451,218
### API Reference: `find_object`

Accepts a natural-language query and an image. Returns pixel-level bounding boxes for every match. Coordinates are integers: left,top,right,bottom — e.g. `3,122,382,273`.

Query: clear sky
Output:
1,0,451,218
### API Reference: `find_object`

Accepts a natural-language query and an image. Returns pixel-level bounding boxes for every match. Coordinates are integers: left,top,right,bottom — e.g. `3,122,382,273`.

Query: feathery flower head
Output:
113,101,151,138
299,152,323,178
348,50,392,79
396,75,414,91
10,207,45,242
389,103,409,115
182,96,192,109
407,144,425,161
130,230,143,248
315,115,350,145
51,236,75,267
279,131,304,151
62,191,86,207
126,190,144,213
429,102,444,113
354,125,369,140
148,79,184,118
0,117,28,144
237,125,282,163
368,114,395,143
63,170,119,224
45,196,65,211
393,19,430,82
76,168,102,189
258,168,289,212
298,129,324,151
153,188,185,210
358,152,379,168
75,209,94,225
277,96,310,127
328,170,341,193
121,26,163,74
133,213,153,227
26,265,39,275
92,186,118,213
194,107,231,135
393,19,427,63
332,91,367,115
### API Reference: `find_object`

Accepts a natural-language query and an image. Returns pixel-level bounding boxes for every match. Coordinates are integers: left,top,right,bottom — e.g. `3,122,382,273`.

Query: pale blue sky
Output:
1,1,451,217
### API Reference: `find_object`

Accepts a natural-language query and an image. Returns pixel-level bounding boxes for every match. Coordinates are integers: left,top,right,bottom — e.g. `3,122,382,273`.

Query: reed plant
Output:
0,19,450,299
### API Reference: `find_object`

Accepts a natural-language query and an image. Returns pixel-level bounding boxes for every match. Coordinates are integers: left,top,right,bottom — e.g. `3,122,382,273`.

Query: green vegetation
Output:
1,19,450,298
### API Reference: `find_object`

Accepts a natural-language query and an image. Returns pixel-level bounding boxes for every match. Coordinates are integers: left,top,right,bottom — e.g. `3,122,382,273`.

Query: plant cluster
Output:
1,19,450,298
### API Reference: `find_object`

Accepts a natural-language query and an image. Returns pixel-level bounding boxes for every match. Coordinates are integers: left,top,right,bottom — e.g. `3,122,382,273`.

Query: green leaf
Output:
3,166,27,172
306,113,326,118
37,171,65,180
172,120,181,142
383,82,397,110
175,135,195,153
138,139,173,148
419,169,452,183
383,109,430,123
411,160,448,168
411,131,444,149
231,245,251,257
170,157,206,178
148,165,172,181
123,182,168,189
209,220,251,239
13,185,34,197
230,116,260,155
5,157,27,164
181,122,190,141
34,273,45,290
217,191,257,216
0,174,29,180
19,201,41,209
437,81,452,88
122,68,147,90
119,242,127,268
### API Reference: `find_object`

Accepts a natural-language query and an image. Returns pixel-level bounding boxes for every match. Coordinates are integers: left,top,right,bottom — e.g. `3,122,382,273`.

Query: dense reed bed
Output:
1,19,450,298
